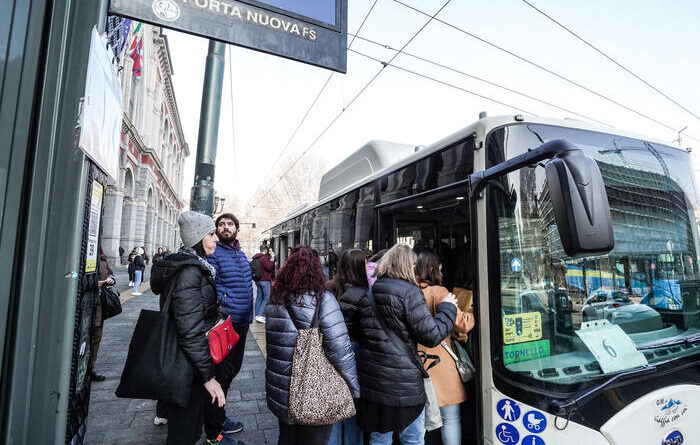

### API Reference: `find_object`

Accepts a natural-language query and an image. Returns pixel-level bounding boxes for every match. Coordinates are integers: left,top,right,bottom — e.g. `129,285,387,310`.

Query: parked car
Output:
582,288,662,333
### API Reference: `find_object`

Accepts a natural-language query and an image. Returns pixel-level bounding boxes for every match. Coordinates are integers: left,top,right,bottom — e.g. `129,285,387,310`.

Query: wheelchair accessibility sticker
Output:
522,435,546,445
497,398,520,421
496,423,519,444
523,410,547,433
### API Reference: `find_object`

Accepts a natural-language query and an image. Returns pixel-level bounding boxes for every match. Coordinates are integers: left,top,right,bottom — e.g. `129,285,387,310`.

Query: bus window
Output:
329,192,357,255
354,184,376,253
489,123,700,385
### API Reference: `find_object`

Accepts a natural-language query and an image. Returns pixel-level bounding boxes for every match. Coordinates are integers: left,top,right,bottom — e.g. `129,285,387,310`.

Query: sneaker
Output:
255,315,266,324
222,418,244,434
128,281,134,286
90,372,106,382
153,416,168,426
206,434,247,445
133,292,142,296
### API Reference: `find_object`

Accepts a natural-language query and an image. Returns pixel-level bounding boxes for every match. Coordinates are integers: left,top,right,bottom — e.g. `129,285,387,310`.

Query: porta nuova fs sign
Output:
109,0,348,73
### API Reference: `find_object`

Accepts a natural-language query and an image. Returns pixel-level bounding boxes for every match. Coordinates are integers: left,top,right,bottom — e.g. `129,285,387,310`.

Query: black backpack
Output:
249,257,263,281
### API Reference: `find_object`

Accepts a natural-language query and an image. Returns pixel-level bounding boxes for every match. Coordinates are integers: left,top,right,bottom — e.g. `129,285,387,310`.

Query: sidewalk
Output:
86,287,278,444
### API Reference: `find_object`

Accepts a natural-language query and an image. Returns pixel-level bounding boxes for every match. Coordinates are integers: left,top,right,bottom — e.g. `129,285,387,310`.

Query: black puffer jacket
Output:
265,292,360,423
151,249,220,383
357,277,456,407
338,284,367,343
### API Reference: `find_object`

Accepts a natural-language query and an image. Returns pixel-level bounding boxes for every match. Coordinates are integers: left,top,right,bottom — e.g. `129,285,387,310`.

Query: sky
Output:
164,0,700,213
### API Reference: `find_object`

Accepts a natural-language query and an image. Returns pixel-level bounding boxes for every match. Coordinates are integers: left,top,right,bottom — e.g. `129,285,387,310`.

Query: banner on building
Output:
79,27,124,181
109,0,348,73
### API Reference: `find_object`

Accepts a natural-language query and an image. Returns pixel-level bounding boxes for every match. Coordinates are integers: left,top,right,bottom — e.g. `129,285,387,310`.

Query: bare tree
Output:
238,154,326,253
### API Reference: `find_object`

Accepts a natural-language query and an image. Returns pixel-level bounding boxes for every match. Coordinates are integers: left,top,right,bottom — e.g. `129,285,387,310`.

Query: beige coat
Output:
417,283,474,407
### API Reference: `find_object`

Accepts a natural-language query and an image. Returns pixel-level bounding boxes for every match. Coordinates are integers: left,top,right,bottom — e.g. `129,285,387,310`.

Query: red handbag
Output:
207,316,239,364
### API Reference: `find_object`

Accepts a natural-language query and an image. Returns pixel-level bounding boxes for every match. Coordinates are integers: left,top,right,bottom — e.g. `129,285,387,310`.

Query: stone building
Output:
102,23,189,265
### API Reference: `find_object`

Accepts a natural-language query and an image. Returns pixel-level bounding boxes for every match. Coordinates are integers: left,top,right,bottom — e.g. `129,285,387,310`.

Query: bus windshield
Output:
488,123,700,386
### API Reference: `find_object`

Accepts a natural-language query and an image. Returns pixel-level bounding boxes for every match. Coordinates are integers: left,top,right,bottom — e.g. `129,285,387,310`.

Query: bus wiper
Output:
550,365,657,418
637,333,700,350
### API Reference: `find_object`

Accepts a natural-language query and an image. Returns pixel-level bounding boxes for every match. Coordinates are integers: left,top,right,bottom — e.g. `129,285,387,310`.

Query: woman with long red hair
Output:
265,246,360,445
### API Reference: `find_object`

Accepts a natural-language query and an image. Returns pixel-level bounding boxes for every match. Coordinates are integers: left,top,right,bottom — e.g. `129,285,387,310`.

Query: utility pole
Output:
190,40,226,216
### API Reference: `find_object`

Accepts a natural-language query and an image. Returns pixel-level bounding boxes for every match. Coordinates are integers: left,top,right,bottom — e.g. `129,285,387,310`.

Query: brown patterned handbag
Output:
286,300,356,425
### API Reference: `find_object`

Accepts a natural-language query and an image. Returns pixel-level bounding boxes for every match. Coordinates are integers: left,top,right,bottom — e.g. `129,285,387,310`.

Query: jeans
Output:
440,404,461,445
133,270,142,292
329,415,362,445
369,409,425,445
278,421,333,445
203,323,249,439
255,280,270,316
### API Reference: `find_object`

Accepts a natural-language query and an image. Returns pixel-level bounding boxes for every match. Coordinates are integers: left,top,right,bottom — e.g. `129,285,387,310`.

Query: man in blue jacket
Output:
205,213,253,443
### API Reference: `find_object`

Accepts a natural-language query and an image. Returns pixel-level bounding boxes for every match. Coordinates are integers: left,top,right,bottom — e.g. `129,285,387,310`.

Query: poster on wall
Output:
79,27,124,180
85,181,104,273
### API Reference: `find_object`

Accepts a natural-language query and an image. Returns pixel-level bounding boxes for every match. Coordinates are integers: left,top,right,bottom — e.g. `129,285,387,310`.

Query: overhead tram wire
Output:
349,48,536,115
258,0,381,191
349,33,610,127
389,0,700,144
250,0,454,211
519,0,700,123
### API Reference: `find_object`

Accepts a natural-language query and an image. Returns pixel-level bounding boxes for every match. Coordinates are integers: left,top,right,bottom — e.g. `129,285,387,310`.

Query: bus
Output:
264,114,700,445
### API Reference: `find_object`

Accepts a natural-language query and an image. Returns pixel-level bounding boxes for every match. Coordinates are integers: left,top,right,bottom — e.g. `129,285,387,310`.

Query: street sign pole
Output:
190,40,226,216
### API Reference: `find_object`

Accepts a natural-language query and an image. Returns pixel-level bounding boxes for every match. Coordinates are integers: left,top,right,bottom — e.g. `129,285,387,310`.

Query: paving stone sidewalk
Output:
86,288,278,444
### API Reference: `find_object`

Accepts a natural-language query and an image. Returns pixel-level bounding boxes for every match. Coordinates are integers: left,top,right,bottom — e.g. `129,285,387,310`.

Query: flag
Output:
130,36,143,78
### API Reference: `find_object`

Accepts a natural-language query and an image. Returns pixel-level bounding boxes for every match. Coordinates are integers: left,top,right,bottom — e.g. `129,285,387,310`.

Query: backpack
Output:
249,257,263,281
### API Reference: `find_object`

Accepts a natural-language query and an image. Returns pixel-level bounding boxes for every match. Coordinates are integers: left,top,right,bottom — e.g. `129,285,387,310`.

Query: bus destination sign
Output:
109,0,348,72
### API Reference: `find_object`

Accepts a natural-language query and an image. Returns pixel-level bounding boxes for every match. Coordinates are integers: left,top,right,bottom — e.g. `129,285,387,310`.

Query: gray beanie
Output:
178,211,215,248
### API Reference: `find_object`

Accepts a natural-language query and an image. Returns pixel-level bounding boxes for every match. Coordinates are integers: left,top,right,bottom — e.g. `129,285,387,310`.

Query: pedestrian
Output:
142,246,150,265
205,213,253,441
327,249,368,445
365,249,386,287
119,245,125,265
132,247,146,296
266,246,360,445
92,247,115,382
415,252,475,445
127,248,137,286
153,247,166,263
252,246,275,323
356,244,457,445
328,247,338,279
320,249,329,279
149,211,231,445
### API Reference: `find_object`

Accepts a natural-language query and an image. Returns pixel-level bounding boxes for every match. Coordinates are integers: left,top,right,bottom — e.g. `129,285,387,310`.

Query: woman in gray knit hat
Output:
150,211,246,445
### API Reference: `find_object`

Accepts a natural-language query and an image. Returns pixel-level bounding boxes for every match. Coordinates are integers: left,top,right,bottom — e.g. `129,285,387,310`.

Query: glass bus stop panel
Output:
490,123,700,384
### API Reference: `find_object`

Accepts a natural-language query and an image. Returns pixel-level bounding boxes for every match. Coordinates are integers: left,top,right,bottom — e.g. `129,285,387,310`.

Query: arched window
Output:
124,169,135,198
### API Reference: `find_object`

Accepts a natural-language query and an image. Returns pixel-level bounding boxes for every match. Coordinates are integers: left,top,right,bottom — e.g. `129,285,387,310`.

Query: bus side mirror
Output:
544,150,614,256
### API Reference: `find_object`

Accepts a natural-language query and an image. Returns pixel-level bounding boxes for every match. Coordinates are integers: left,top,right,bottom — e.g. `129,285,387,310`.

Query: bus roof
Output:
272,114,685,228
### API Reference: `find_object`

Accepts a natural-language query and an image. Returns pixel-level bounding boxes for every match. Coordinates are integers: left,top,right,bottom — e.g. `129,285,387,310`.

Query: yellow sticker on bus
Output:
503,312,542,345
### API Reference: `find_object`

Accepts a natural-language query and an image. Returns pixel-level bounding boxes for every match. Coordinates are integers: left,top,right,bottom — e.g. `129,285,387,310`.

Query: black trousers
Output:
277,421,333,445
203,322,249,439
164,383,205,445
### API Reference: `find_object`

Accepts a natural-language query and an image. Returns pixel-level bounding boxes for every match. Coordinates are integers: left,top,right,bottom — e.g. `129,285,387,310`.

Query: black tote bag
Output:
115,284,194,407
100,286,122,320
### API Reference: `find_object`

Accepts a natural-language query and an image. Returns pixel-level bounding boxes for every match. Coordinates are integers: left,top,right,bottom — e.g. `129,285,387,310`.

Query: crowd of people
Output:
111,210,476,445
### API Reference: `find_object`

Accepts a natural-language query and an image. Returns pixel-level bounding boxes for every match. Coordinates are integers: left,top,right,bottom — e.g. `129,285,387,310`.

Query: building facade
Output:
102,23,189,264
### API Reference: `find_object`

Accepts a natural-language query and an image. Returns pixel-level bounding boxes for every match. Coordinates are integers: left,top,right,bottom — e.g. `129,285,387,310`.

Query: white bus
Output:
265,115,700,445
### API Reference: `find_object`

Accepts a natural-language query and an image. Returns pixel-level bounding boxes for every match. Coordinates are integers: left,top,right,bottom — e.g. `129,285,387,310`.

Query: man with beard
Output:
205,213,253,443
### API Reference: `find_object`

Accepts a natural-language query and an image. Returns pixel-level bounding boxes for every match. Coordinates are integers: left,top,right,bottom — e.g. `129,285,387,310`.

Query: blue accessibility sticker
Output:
523,410,547,433
496,398,520,422
511,257,522,273
496,423,519,444
522,435,546,445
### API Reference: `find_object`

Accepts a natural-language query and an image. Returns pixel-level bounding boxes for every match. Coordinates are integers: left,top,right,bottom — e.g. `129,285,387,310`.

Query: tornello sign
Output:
110,0,348,72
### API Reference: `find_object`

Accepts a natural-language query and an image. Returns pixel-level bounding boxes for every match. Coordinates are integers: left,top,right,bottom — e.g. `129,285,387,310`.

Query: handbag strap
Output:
366,288,432,378
161,276,178,314
284,294,321,331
